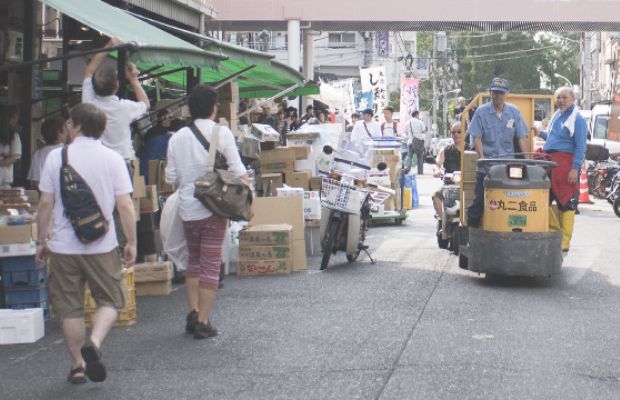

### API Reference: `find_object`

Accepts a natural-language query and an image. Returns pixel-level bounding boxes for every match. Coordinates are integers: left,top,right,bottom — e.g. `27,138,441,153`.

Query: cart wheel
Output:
395,218,403,226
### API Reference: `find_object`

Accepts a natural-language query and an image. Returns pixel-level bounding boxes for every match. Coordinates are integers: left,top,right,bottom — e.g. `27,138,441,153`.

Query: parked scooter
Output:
587,159,620,199
436,172,461,253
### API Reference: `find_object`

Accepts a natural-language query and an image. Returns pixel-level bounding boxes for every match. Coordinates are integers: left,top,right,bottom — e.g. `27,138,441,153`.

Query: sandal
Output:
81,340,107,382
67,366,87,384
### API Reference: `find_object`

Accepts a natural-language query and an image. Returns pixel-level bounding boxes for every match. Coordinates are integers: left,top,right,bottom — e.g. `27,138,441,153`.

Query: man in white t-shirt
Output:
82,38,149,161
350,109,381,151
36,103,136,384
404,110,428,175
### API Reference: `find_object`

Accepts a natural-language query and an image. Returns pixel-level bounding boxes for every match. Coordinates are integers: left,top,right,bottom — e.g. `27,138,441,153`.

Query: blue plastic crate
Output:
2,267,48,289
1,256,37,272
5,286,48,305
10,300,50,320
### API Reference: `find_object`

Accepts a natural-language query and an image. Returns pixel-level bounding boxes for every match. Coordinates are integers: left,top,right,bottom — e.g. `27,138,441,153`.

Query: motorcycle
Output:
436,172,461,253
587,159,620,199
607,168,620,217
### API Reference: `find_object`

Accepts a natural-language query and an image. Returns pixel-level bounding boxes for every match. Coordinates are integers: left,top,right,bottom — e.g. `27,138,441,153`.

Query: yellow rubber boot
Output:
560,210,575,251
548,205,561,232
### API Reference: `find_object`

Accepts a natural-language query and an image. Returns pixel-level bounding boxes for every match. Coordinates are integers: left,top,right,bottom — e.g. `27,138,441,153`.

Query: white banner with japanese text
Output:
360,66,388,121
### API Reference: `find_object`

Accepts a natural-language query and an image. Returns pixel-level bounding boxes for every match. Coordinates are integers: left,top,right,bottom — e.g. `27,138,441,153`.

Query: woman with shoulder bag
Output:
165,85,249,339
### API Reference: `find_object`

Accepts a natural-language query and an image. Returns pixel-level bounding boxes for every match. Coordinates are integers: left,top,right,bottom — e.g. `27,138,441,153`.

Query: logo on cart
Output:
489,200,498,210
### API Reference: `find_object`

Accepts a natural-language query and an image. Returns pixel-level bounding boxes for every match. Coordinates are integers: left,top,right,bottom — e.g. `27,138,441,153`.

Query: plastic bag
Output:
160,191,188,271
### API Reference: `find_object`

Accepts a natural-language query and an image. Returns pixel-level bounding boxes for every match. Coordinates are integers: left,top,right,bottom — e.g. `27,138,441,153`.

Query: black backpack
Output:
60,145,109,243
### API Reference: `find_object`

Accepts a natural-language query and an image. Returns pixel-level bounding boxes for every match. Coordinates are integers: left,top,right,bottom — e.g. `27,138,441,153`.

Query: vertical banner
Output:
376,32,389,57
610,61,620,142
400,77,420,125
360,66,388,120
331,79,355,122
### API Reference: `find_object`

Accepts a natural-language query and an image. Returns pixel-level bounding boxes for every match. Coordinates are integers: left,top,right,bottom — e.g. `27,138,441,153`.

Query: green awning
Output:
38,0,226,68
122,12,319,98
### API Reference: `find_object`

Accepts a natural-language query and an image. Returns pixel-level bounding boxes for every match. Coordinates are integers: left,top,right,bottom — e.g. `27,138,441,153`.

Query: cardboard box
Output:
310,176,324,191
239,224,293,246
261,159,295,174
277,187,304,198
302,191,321,220
260,147,296,173
140,185,159,214
136,280,172,296
0,223,37,245
260,173,283,197
239,245,292,260
0,241,36,257
148,160,175,193
291,146,311,160
291,239,307,271
133,261,173,283
237,259,292,276
251,197,304,242
463,151,478,172
133,175,146,199
285,170,312,190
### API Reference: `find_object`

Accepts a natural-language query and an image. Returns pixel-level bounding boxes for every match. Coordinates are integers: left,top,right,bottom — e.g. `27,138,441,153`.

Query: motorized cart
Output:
458,158,563,277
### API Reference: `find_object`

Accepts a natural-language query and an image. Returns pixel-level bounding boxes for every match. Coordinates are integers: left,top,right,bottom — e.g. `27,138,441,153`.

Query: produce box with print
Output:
134,261,173,283
237,258,292,276
239,245,291,260
239,224,292,246
259,147,296,174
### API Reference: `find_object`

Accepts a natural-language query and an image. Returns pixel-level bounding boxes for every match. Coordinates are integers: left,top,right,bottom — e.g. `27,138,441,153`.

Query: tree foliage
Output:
453,32,580,99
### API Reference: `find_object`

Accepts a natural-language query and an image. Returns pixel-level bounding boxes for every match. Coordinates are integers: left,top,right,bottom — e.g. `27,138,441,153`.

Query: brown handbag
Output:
190,123,253,221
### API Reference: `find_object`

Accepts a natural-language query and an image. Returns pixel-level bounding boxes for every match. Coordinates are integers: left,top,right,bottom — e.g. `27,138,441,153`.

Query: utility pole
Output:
581,33,592,109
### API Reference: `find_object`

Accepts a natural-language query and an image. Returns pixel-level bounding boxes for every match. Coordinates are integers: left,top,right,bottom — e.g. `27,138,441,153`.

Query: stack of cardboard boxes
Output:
238,224,293,276
134,261,174,296
371,149,402,211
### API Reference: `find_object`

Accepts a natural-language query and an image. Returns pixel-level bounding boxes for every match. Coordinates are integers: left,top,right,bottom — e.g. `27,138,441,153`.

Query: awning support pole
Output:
212,64,257,89
117,49,127,98
237,83,301,119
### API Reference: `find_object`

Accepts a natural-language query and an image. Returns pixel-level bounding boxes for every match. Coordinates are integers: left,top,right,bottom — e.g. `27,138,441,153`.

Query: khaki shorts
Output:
48,249,127,320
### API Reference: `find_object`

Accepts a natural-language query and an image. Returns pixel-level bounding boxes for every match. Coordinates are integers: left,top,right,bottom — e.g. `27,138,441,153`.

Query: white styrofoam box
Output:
0,241,36,257
276,187,305,198
294,159,315,173
366,173,391,187
304,226,321,255
0,308,44,345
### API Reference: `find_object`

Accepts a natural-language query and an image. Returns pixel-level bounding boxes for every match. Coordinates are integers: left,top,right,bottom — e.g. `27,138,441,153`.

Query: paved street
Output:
1,168,619,400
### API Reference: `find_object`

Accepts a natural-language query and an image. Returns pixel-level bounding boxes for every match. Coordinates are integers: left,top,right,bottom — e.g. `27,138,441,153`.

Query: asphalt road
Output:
1,168,619,400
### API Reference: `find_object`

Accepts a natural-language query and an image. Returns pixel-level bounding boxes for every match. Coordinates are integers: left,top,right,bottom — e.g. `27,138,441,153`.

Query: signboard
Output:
400,77,420,125
376,32,389,57
360,66,388,120
354,90,373,112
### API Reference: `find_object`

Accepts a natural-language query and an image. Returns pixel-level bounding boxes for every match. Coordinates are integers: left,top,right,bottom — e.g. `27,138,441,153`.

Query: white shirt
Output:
405,118,426,143
166,119,246,222
351,120,382,145
0,133,21,186
39,137,133,255
381,121,398,137
82,78,147,160
27,144,62,182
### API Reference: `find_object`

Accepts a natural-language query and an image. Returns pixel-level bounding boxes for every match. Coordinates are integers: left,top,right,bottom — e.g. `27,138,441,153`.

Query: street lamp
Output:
554,73,572,86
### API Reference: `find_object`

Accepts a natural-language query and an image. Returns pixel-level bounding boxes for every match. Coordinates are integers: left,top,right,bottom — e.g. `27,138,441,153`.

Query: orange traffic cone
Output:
578,164,593,204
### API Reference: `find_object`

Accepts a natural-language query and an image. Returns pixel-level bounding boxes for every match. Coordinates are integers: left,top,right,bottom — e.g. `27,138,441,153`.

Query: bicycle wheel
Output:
321,218,341,270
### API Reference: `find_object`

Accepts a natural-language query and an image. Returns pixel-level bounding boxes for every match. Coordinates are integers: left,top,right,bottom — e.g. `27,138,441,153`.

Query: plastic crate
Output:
5,286,48,305
1,256,37,273
9,300,50,320
84,288,135,313
2,267,47,289
85,306,136,328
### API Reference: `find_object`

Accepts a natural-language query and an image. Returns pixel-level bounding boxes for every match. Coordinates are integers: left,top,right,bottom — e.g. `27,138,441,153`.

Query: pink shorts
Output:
182,215,228,290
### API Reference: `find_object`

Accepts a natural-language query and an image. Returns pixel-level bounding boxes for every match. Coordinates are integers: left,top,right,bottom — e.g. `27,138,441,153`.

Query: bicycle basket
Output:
320,178,367,214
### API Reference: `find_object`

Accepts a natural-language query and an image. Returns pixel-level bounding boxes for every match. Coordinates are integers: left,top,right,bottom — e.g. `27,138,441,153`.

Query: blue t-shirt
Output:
468,101,529,161
539,105,587,170
140,133,172,181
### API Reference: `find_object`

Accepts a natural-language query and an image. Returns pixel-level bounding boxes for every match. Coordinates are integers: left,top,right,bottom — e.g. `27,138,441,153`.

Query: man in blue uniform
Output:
466,77,530,228
535,86,587,254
